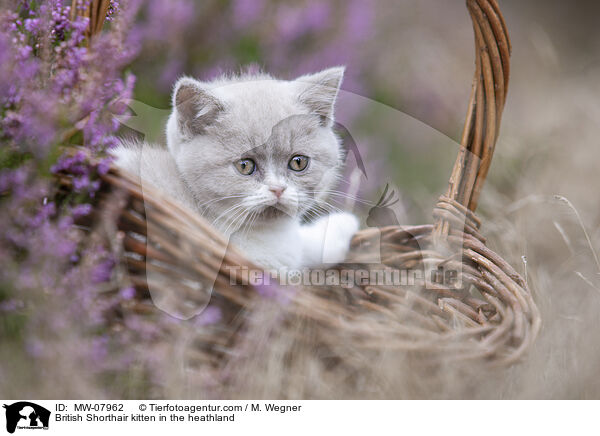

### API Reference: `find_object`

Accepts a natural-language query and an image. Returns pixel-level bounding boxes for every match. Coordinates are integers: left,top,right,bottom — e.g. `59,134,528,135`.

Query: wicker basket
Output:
59,0,540,375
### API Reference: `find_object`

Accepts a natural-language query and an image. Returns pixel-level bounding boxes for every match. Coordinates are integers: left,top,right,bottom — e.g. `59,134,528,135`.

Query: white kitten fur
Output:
299,212,359,265
112,67,358,270
112,142,196,211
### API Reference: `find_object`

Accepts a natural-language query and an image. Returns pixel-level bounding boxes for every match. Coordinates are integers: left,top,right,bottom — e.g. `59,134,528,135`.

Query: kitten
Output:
112,67,359,270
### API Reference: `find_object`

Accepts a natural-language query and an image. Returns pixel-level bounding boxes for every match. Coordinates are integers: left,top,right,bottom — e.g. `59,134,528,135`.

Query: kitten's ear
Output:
295,66,345,126
172,77,223,136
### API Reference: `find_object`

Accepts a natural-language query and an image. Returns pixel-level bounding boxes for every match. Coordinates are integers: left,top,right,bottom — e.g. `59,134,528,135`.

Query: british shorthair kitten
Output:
112,67,359,269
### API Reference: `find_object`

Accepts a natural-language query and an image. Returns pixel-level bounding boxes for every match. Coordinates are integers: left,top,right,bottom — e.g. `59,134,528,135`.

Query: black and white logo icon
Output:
3,402,50,434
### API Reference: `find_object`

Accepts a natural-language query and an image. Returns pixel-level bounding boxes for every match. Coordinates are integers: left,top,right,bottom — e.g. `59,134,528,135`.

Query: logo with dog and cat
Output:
2,402,50,434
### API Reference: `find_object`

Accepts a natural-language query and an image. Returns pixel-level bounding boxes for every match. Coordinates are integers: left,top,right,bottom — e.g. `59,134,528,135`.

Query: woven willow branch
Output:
70,0,112,41
434,0,511,240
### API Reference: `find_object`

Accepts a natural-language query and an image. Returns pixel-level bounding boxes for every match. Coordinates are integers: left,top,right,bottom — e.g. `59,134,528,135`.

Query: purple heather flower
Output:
254,281,280,298
119,286,136,300
106,0,120,21
97,158,112,175
24,17,42,34
91,257,116,283
71,203,93,218
72,175,90,190
194,305,223,326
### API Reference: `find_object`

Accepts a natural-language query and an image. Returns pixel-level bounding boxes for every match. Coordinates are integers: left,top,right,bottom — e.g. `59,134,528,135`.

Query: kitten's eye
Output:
288,155,309,172
235,158,256,175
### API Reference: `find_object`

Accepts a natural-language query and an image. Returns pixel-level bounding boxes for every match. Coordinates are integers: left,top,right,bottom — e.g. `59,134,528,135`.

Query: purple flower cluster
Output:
0,0,147,394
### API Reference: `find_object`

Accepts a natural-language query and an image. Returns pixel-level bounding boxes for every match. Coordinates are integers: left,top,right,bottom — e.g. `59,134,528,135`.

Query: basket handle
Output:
434,0,511,239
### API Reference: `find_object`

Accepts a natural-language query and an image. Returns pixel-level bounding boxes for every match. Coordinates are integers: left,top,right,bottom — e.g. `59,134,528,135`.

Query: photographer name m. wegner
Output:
225,265,462,289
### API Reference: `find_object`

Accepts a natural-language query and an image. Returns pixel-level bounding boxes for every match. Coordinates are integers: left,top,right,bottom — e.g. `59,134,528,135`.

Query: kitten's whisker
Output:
322,194,374,207
223,207,251,236
302,201,343,222
235,209,254,235
241,210,259,238
305,190,374,206
213,205,244,225
236,209,253,237
238,212,252,238
303,209,322,222
213,203,247,229
315,201,343,213
222,206,247,228
196,194,247,211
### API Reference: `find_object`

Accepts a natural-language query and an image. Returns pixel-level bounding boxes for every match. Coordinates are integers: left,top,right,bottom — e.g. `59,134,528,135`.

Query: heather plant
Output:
0,0,141,397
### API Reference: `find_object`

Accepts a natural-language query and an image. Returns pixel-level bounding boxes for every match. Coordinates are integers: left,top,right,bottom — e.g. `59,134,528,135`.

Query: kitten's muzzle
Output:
259,205,289,219
269,186,286,199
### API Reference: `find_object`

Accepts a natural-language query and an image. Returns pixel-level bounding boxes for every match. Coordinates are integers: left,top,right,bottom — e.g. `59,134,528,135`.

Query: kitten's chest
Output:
230,220,302,270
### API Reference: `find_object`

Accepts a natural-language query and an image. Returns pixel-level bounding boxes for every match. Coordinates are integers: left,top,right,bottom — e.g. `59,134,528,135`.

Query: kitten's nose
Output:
269,186,286,199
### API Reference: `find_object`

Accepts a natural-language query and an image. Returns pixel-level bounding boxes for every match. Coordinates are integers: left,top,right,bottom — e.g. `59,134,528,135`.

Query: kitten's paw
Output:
321,212,359,264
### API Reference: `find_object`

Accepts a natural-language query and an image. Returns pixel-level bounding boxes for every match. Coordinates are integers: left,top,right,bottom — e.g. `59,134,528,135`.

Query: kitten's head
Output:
166,67,345,233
